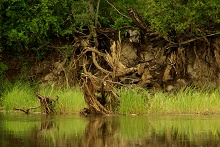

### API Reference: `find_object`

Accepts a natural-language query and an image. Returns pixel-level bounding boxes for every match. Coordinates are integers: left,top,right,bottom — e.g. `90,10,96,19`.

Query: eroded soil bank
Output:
3,31,220,91
2,30,220,115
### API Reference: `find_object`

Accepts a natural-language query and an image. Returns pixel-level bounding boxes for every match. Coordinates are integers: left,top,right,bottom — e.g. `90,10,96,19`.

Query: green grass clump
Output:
118,87,149,114
2,81,220,115
37,84,87,114
118,86,220,115
147,88,220,114
1,82,87,113
1,82,39,111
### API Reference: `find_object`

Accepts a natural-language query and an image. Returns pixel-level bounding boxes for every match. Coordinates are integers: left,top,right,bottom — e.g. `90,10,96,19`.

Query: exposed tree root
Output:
78,6,220,114
81,40,138,115
81,72,120,115
36,93,58,114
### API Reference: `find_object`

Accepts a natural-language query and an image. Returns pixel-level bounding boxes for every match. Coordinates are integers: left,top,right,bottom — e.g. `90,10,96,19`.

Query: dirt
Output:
2,44,82,87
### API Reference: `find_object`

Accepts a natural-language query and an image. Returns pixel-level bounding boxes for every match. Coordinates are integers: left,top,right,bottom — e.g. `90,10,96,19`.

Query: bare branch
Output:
13,106,41,114
106,0,131,20
166,32,220,49
95,0,101,28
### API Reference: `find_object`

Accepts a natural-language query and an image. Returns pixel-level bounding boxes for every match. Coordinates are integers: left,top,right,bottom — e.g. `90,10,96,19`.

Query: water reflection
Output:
0,113,220,147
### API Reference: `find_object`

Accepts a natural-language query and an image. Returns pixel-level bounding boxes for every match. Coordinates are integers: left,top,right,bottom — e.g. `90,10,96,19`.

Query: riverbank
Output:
0,82,86,114
1,82,220,115
119,86,220,115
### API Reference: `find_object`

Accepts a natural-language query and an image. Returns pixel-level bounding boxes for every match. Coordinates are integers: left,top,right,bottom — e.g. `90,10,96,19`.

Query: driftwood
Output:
13,106,40,114
36,93,58,114
12,93,58,114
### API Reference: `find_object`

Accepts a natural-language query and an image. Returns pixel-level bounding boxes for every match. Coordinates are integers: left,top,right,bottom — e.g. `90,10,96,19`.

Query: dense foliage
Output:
1,0,220,76
142,0,220,40
0,0,91,52
1,0,220,51
104,0,220,40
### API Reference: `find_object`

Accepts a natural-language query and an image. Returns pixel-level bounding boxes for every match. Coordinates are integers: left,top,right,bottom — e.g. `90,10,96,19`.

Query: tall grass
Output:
117,86,220,115
118,87,149,114
1,82,87,113
37,84,87,113
147,88,220,114
1,82,39,111
1,82,220,115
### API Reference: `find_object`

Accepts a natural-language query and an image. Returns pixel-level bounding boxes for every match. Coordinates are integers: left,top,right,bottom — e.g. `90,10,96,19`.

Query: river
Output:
0,113,220,147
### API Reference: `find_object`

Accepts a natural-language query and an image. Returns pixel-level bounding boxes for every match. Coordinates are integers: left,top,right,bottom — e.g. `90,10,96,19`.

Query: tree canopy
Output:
1,0,220,53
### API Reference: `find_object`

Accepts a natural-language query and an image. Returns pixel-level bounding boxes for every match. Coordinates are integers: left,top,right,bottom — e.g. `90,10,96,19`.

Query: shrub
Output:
0,0,91,53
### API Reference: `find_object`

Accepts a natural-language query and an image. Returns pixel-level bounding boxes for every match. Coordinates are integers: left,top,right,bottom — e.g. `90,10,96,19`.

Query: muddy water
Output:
0,113,220,147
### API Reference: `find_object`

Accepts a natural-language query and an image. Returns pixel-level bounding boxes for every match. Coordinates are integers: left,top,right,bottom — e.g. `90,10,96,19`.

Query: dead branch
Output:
83,42,138,77
95,0,101,28
115,67,137,77
36,93,58,114
126,5,149,31
13,106,41,114
84,47,107,57
163,53,177,82
166,33,220,49
106,0,131,20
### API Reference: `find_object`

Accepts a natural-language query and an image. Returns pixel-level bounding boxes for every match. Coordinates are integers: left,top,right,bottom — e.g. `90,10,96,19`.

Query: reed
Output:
118,87,149,114
1,82,87,113
37,84,87,113
1,82,220,115
147,88,220,114
1,82,39,111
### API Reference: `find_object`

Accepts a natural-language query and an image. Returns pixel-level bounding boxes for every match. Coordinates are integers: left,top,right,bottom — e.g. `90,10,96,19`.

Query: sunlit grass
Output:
1,82,39,111
1,82,87,113
38,84,87,113
1,82,220,115
147,88,220,114
118,87,149,114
